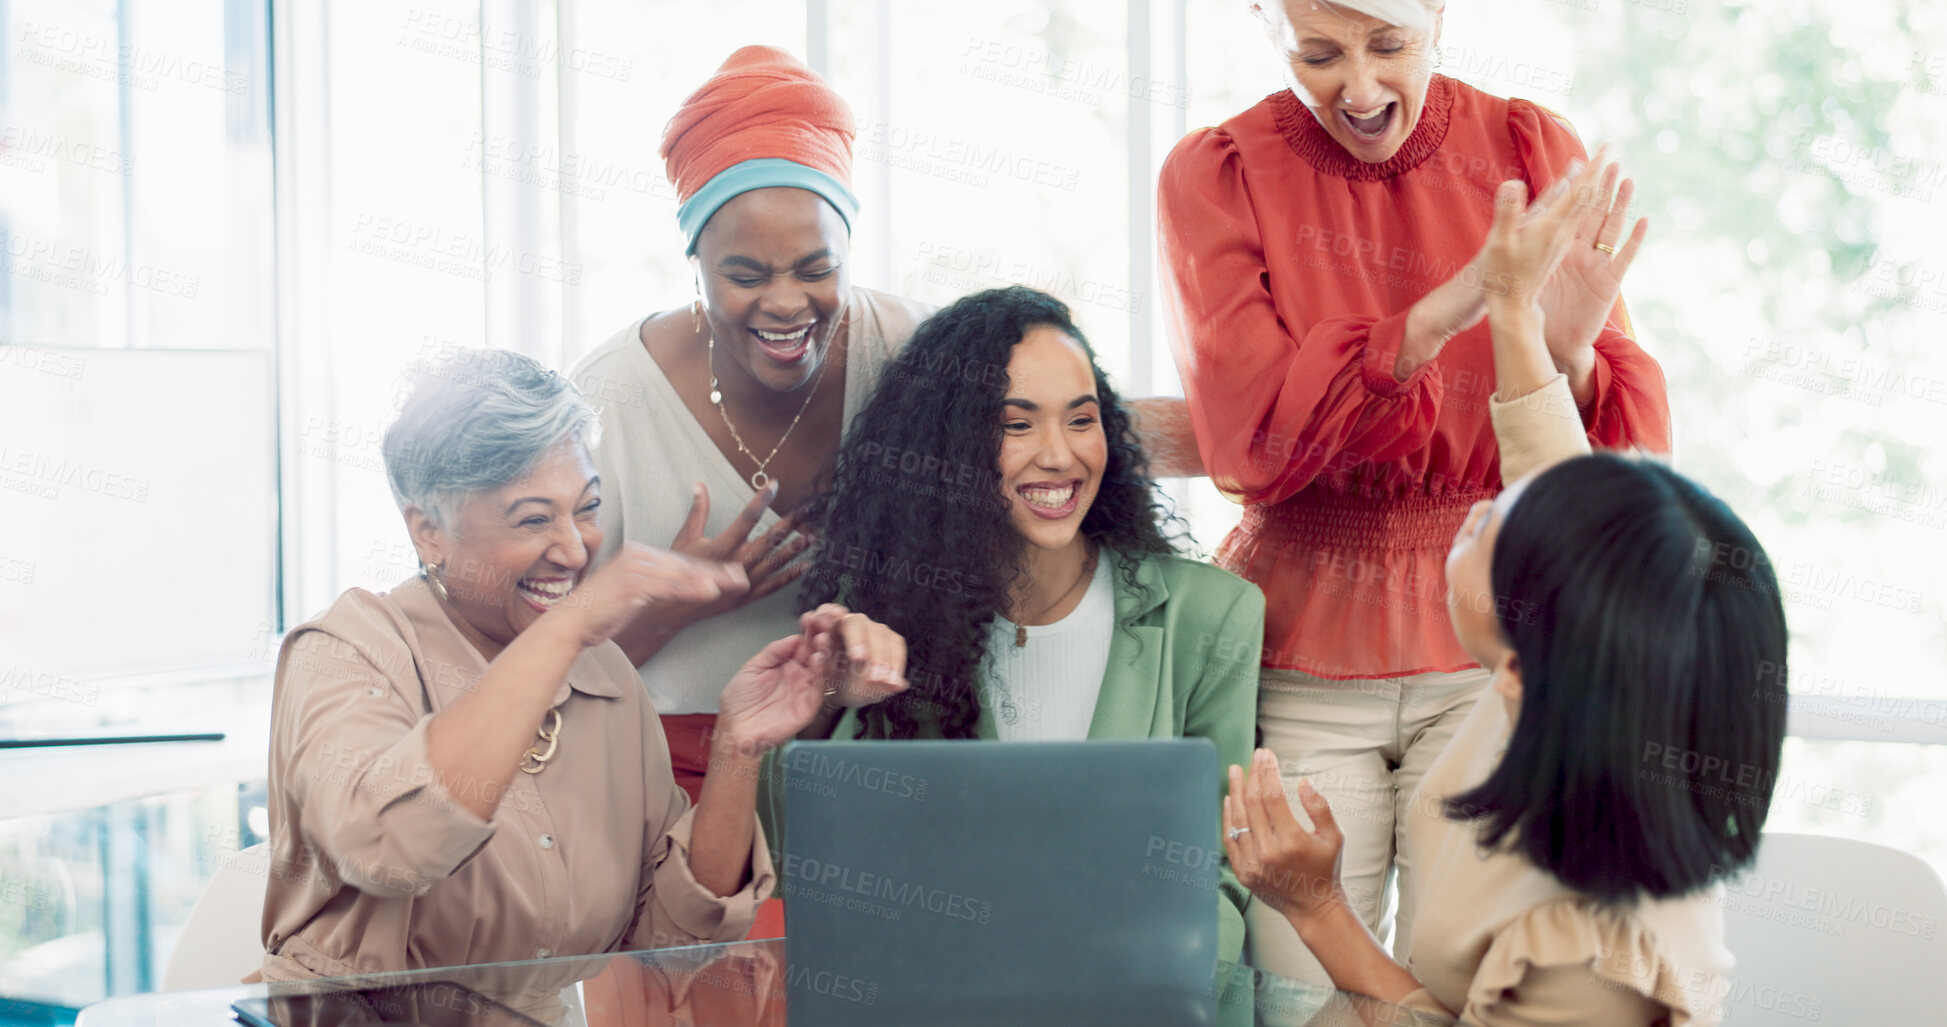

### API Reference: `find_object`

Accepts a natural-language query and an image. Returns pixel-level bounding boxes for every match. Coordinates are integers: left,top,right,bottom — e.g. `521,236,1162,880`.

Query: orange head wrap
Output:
660,46,859,254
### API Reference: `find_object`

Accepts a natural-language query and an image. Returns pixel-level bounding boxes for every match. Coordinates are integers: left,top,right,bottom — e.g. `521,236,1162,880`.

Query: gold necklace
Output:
708,328,830,491
518,706,564,774
1011,547,1099,647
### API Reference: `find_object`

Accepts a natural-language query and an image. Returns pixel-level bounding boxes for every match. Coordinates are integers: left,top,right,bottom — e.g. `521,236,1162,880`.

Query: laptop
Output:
779,739,1223,1026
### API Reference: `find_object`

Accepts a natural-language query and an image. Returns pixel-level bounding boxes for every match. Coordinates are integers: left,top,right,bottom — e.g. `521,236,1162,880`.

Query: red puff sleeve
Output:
1506,100,1673,455
1156,128,1446,506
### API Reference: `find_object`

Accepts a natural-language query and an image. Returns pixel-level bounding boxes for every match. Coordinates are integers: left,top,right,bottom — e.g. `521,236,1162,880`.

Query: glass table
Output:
75,941,1456,1026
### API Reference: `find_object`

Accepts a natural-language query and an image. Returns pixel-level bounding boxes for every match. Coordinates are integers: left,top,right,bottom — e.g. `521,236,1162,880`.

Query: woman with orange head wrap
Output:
571,46,927,804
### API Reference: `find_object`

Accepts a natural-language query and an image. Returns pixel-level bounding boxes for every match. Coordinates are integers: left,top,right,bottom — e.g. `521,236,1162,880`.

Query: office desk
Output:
76,940,1456,1026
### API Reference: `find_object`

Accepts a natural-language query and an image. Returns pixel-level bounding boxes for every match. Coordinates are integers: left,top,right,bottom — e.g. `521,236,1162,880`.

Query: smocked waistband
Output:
1238,487,1493,550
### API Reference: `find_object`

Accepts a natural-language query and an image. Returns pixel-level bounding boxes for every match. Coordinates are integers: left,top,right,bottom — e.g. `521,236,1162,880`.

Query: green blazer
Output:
757,548,1265,964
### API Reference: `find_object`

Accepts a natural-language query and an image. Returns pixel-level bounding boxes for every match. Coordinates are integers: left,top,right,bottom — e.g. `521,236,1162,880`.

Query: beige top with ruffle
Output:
1397,375,1733,1026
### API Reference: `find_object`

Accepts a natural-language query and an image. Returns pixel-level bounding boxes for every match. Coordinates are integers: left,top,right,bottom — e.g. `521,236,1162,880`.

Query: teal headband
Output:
677,158,859,256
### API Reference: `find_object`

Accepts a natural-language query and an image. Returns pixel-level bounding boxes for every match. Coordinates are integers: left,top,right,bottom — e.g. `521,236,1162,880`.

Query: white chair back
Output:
1721,832,1947,1024
161,842,269,991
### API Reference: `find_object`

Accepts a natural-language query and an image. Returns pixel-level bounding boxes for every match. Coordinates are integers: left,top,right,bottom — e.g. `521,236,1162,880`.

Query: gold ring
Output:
1594,242,1617,255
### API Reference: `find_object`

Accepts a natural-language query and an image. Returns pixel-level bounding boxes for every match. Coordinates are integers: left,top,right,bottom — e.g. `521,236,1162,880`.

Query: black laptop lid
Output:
781,739,1222,1027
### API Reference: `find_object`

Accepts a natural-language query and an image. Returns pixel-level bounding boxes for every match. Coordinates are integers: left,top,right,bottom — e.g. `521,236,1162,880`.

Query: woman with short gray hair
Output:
254,347,907,981
1156,0,1672,984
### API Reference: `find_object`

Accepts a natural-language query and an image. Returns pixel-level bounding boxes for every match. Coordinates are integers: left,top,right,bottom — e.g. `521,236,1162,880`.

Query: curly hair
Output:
798,286,1177,739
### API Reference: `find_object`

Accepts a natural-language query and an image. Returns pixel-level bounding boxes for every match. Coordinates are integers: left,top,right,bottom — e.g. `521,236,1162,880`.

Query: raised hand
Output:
657,481,812,628
548,542,748,649
1480,172,1587,312
1223,749,1349,926
715,606,908,755
714,633,830,757
1528,147,1649,367
798,603,909,709
1478,169,1593,400
1398,191,1555,380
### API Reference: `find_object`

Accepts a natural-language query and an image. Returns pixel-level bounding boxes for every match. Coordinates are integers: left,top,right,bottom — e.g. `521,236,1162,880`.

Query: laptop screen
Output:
780,738,1222,1026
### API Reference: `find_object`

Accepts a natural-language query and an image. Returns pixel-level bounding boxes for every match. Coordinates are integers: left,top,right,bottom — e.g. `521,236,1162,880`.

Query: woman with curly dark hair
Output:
768,285,1264,962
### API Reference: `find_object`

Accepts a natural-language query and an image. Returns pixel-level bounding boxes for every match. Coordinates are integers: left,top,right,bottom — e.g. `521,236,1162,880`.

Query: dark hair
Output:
798,286,1176,739
1446,455,1788,902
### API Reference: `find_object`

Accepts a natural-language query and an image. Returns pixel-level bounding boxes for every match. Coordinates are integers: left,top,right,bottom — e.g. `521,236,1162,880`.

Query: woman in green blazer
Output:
772,286,1265,962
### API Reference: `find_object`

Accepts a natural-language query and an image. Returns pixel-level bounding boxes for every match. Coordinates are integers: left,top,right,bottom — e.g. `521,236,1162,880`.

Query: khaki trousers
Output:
1245,666,1490,986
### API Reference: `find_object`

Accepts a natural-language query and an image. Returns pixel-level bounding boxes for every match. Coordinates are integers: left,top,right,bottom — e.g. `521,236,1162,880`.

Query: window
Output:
0,0,274,681
1,0,1942,1010
0,0,273,1006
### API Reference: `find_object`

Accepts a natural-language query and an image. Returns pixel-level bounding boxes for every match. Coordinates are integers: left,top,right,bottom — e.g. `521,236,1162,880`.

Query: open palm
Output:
716,634,828,757
1533,152,1649,366
717,606,906,756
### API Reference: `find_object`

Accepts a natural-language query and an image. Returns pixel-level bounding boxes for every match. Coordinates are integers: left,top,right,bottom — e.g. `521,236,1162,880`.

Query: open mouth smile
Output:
1342,102,1395,142
752,323,815,363
1017,480,1083,520
516,576,573,612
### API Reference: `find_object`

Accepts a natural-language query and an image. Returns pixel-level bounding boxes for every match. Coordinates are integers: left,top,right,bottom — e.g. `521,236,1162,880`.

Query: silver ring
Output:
1227,826,1250,841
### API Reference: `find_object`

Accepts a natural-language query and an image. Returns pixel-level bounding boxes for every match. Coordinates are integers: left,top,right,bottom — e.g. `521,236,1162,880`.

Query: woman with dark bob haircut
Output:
761,285,1265,963
1225,166,1786,1025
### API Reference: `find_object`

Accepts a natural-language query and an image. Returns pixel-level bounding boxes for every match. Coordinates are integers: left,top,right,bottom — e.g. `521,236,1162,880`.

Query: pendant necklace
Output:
708,327,830,491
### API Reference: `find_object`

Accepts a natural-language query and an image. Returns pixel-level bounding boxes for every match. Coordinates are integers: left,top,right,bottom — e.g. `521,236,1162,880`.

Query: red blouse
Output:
1157,75,1670,680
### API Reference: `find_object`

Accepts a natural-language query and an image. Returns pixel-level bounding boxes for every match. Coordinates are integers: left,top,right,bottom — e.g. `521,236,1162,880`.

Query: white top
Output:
982,554,1115,741
568,287,934,714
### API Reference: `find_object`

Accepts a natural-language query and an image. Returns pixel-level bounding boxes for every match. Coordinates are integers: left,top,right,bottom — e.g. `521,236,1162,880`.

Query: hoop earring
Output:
422,562,450,604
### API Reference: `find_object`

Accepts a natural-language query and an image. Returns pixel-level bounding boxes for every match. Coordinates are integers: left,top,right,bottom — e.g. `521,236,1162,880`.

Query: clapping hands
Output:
1397,148,1647,384
1486,148,1648,364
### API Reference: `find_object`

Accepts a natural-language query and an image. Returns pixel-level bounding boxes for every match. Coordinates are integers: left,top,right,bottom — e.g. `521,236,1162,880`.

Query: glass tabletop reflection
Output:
76,941,1456,1026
